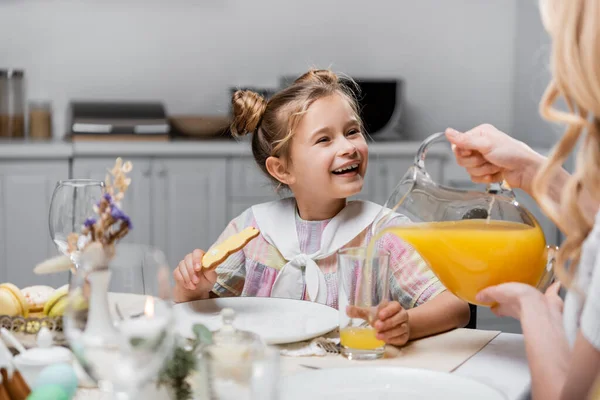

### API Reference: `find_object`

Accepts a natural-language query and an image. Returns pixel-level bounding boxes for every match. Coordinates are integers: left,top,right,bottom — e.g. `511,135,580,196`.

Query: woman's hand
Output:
445,124,545,194
476,281,563,320
173,249,217,303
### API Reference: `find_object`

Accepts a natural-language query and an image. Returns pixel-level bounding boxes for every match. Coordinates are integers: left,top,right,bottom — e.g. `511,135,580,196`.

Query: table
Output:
72,294,532,399
75,331,531,400
454,333,530,400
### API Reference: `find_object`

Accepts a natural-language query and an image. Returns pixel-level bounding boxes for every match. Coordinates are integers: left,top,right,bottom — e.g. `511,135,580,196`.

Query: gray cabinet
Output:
152,158,227,268
370,156,444,206
0,161,69,288
74,157,229,272
226,157,280,221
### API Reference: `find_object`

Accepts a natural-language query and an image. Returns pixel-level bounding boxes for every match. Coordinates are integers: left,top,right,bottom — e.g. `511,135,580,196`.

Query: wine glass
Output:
48,179,105,268
63,243,175,399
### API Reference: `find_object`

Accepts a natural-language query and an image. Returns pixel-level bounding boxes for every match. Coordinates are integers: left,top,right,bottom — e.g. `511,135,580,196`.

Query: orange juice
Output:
340,327,385,350
383,219,546,306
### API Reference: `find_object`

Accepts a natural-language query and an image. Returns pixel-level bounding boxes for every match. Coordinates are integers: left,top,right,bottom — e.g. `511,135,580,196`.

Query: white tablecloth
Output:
75,331,530,400
454,332,530,400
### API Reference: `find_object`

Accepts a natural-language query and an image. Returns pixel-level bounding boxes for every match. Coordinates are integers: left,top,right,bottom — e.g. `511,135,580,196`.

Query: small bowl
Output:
11,327,72,387
169,116,231,138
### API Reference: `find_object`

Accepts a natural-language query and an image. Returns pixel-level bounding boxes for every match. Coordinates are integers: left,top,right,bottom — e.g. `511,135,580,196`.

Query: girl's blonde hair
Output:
230,69,362,189
534,0,600,288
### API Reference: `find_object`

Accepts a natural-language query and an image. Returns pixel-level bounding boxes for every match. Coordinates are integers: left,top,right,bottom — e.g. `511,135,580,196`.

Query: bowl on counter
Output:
169,116,231,139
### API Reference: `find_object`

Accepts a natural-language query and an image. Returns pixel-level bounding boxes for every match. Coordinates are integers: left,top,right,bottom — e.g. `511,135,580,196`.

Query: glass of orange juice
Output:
337,247,390,360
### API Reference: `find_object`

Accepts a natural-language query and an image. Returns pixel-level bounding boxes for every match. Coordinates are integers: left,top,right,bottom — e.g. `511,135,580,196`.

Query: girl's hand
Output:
346,301,410,346
374,301,410,346
476,281,563,320
173,249,217,303
445,125,545,194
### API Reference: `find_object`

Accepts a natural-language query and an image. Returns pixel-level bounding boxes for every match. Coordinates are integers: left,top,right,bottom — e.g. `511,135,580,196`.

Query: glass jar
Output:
0,69,8,138
193,308,280,400
0,69,25,139
28,100,52,140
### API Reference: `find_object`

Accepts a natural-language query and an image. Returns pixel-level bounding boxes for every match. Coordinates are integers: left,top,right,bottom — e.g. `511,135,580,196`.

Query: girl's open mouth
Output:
332,163,359,176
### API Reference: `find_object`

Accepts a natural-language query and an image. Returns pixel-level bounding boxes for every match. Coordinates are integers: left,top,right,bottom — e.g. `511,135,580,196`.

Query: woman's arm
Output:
561,333,600,400
521,298,600,400
407,290,471,340
519,293,571,400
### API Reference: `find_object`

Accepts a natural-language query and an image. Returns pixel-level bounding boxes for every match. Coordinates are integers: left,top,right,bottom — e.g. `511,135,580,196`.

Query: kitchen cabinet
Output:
367,155,444,205
226,157,281,221
0,161,70,288
74,157,228,277
152,158,227,269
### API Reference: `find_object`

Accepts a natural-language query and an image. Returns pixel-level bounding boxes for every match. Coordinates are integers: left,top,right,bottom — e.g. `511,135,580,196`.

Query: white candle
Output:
118,297,169,343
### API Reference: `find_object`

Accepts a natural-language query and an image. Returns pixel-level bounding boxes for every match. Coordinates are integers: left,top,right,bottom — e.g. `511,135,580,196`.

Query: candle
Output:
118,297,169,348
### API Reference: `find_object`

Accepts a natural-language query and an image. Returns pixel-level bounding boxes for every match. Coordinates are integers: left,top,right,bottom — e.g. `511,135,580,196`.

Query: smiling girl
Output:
173,69,470,346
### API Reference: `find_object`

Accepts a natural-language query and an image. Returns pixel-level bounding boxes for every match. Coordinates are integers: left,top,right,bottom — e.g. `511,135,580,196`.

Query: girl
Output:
174,69,470,346
444,0,600,397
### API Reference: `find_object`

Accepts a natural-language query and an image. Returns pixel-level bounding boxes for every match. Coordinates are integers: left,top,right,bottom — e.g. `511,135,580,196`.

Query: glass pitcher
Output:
372,132,556,306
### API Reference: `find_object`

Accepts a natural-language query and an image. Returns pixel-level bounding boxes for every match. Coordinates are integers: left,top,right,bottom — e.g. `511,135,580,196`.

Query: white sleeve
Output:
581,252,600,351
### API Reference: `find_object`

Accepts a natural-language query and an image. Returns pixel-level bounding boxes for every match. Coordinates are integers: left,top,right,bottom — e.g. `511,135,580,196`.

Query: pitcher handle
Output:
537,245,558,292
415,131,446,171
416,131,516,198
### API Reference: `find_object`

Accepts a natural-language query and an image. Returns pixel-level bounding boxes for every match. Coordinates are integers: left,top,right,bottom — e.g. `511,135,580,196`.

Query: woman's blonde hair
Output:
230,69,362,190
534,0,600,288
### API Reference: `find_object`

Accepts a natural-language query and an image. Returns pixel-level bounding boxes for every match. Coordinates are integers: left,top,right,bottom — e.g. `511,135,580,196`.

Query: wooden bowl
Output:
169,116,231,138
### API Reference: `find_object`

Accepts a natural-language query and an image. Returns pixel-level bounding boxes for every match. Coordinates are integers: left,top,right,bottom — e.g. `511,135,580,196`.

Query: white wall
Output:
0,0,517,140
511,0,558,147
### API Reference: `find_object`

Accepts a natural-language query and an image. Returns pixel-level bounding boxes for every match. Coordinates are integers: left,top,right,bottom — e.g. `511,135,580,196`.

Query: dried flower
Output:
84,218,96,228
110,205,133,230
64,158,134,258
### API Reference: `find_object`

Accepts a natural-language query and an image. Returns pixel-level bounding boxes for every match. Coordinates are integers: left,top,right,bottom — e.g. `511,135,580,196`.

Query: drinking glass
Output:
337,247,390,360
48,179,105,269
63,243,174,399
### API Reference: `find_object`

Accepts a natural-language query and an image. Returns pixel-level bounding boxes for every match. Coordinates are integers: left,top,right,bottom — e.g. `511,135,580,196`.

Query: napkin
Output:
277,331,340,357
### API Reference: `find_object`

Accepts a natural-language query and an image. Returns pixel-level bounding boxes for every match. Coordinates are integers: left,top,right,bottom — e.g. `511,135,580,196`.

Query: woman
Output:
444,1,600,397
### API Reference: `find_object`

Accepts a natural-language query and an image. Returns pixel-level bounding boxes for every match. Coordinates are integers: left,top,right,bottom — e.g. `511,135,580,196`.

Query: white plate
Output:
173,297,338,344
281,367,507,400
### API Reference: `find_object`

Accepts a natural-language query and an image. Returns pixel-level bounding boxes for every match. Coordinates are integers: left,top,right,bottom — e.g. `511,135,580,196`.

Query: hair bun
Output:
231,90,268,136
294,69,339,85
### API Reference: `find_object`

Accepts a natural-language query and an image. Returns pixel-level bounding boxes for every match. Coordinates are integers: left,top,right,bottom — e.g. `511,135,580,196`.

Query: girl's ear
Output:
266,156,295,186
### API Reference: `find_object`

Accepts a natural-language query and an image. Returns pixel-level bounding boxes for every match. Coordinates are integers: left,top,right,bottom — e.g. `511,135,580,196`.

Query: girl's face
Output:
283,94,368,202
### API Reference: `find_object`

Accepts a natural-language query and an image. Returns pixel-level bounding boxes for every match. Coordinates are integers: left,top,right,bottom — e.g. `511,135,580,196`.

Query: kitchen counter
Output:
0,138,451,159
0,140,72,160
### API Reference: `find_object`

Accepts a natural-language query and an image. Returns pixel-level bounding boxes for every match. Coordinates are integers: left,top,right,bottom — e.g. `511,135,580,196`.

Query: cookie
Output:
202,227,260,270
21,285,55,315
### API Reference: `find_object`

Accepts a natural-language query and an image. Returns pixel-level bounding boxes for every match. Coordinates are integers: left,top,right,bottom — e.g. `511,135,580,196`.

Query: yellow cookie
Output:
202,227,260,270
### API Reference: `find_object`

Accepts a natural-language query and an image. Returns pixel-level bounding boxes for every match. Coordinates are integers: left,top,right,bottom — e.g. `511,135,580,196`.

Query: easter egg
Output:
26,384,69,400
33,363,78,399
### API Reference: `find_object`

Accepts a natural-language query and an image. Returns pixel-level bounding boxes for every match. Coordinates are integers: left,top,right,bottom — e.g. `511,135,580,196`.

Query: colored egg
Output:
33,363,78,399
26,384,69,400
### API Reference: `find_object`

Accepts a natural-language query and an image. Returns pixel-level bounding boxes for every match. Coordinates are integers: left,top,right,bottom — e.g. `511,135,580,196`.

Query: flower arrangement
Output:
35,158,134,274
66,157,133,258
